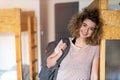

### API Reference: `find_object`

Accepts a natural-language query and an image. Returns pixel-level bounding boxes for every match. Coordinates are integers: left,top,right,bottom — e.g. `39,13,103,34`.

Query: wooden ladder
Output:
27,11,38,80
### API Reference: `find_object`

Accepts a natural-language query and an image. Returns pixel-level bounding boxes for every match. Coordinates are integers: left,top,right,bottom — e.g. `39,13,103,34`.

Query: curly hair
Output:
68,8,103,45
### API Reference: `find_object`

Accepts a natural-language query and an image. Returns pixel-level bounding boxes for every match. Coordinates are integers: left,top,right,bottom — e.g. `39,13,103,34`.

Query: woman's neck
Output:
75,37,87,48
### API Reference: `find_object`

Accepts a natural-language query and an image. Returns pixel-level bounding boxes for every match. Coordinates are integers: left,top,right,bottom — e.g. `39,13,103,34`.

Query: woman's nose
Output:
84,28,89,33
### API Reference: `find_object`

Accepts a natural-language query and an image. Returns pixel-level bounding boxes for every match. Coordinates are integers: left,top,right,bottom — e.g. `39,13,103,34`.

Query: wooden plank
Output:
100,10,120,25
0,26,20,32
27,16,33,80
99,0,108,9
0,8,21,29
102,26,120,39
15,33,23,80
100,40,106,80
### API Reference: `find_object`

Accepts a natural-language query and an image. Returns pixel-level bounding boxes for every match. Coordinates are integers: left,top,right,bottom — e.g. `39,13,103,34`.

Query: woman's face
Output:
79,18,96,39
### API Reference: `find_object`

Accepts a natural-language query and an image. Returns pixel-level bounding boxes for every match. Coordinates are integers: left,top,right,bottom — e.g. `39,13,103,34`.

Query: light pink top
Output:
56,38,99,80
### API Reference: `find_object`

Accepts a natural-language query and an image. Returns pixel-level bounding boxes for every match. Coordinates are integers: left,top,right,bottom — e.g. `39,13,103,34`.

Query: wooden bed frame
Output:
98,1,120,80
0,8,38,80
88,0,120,80
100,9,120,80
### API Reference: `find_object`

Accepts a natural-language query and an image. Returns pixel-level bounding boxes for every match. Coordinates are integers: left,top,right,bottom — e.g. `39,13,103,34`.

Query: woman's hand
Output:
46,40,67,68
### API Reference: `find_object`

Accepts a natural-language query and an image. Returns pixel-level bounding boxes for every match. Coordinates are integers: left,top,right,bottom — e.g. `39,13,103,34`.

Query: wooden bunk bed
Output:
88,0,120,80
0,8,38,80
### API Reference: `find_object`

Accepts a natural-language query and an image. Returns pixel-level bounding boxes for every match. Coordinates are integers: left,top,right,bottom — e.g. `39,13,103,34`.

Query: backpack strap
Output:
52,38,70,80
56,38,70,67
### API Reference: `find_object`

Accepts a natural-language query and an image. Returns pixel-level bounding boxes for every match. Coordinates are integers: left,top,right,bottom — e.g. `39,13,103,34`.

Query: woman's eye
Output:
82,24,87,27
90,28,95,31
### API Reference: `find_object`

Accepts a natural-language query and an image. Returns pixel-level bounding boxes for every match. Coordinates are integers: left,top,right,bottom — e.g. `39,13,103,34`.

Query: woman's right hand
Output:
46,41,66,68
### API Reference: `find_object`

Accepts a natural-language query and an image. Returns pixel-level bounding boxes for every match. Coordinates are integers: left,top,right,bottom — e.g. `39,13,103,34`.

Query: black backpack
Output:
39,38,70,80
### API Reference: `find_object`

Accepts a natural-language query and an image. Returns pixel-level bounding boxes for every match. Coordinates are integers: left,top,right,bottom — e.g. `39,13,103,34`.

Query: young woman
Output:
46,8,103,80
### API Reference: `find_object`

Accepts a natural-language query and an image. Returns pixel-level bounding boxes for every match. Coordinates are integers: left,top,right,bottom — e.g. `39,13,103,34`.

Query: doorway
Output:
55,2,79,40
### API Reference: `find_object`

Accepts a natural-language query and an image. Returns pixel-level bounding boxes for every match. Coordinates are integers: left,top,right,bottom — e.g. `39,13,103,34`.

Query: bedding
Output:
0,70,17,80
0,64,29,80
0,70,7,79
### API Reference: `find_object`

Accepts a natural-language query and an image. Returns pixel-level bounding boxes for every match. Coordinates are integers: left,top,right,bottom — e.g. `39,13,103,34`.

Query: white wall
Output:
109,0,120,10
79,0,93,11
0,0,41,71
0,33,16,70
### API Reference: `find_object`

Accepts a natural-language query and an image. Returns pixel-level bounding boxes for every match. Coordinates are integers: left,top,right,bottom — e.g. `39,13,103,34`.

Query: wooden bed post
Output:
15,32,23,80
28,15,33,80
100,39,106,80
